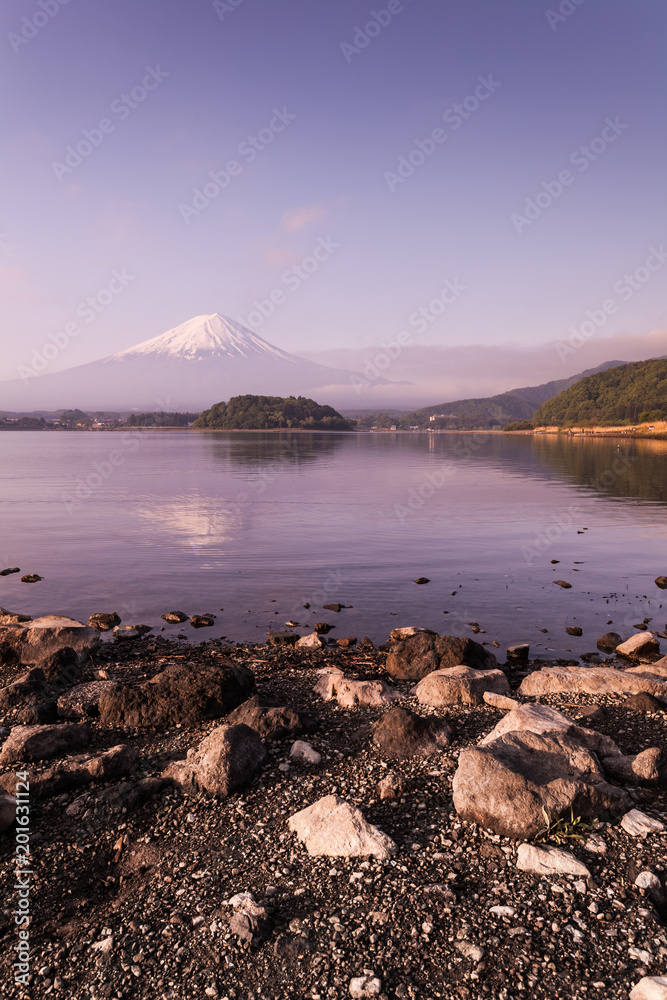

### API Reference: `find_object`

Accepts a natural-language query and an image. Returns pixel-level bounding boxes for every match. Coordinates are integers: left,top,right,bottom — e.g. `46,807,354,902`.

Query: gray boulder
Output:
371,707,452,760
413,665,510,707
163,723,267,797
385,633,497,682
0,722,91,766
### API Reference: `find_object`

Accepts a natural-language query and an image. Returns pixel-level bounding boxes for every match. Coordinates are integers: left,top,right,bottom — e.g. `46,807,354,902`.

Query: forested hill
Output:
193,395,355,431
533,358,667,426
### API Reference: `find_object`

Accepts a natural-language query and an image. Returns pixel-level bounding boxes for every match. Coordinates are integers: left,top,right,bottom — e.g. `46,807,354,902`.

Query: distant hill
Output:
194,394,355,431
359,360,628,430
533,358,667,426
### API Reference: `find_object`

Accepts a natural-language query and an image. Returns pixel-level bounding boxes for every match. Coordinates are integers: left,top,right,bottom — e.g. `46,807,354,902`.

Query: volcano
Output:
0,314,372,412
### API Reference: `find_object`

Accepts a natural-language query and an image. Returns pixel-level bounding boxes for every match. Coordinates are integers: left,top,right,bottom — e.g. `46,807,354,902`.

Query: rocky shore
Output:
1,616,666,1000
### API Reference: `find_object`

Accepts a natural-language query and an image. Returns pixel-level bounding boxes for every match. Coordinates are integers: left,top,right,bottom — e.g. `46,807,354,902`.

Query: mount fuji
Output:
0,314,385,412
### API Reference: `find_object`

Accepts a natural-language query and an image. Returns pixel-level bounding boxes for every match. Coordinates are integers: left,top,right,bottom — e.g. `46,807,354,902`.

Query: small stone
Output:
635,871,662,891
488,905,516,918
290,741,321,765
483,690,518,711
655,577,667,590
566,626,583,636
87,612,121,631
456,940,485,961
349,975,382,997
21,574,42,583
597,631,622,653
190,615,215,628
413,578,430,585
516,843,591,877
161,611,189,623
288,794,396,858
621,809,666,836
296,632,324,649
553,580,572,588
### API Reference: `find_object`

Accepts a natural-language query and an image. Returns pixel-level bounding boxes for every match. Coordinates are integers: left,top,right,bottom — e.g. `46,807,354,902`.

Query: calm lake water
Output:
1,430,666,660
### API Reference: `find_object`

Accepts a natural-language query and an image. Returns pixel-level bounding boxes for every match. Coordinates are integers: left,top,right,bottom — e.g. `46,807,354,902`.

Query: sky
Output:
0,0,665,395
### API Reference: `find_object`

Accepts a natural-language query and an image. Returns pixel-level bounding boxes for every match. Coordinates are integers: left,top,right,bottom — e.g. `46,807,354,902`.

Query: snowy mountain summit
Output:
109,313,295,364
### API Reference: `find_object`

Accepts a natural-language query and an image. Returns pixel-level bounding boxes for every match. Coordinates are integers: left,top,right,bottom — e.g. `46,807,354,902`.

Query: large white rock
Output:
516,842,591,877
630,978,667,1000
519,665,667,698
314,668,403,709
288,794,396,858
412,665,511,707
621,809,666,837
616,632,661,659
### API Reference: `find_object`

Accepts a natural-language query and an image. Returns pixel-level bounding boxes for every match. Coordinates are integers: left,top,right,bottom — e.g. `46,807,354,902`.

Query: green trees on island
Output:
534,358,667,427
194,395,355,431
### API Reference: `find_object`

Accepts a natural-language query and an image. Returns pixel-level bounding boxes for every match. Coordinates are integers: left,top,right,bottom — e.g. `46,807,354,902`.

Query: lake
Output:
1,430,666,659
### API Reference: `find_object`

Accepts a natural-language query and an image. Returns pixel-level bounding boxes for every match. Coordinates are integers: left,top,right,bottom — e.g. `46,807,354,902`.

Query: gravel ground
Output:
1,635,666,1000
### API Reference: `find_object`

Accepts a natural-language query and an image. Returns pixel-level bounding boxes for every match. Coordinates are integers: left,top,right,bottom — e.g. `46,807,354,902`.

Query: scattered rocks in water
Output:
371,706,452,759
0,567,20,576
553,580,572,588
620,808,666,836
0,722,91,766
313,622,334,634
314,667,403,709
506,642,529,665
655,576,667,590
413,577,430,585
322,603,344,612
566,626,583,636
616,631,661,660
112,624,152,639
87,612,121,631
190,614,215,628
597,630,622,652
160,611,189,623
413,664,511,707
385,632,497,681
516,842,591,877
20,573,42,583
164,723,267,797
288,794,397,858
98,660,255,728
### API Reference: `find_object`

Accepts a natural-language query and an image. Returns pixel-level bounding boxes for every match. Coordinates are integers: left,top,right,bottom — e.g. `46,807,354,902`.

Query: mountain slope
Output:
0,315,371,412
534,357,667,426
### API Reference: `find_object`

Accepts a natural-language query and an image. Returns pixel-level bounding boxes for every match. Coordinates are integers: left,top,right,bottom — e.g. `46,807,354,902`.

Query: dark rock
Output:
624,692,665,713
267,631,298,646
161,611,189,623
596,632,623,653
506,643,529,665
87,612,121,631
655,576,667,590
95,777,166,814
566,626,583,636
372,707,452,760
313,623,334,634
0,617,100,680
227,694,304,741
273,933,311,961
20,574,42,583
98,660,255,728
553,580,572,589
0,568,20,577
190,615,215,628
336,637,357,648
0,668,56,724
568,704,606,726
57,681,118,720
322,604,343,612
414,578,430,585
163,724,267,797
385,633,498,682
0,744,139,798
452,729,628,839
0,722,91,766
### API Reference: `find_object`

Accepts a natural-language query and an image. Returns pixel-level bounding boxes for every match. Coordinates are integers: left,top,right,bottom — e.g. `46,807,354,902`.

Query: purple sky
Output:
0,0,665,392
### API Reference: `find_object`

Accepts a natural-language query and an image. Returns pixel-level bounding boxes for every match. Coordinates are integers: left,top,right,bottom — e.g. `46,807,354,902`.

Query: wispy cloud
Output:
281,203,329,233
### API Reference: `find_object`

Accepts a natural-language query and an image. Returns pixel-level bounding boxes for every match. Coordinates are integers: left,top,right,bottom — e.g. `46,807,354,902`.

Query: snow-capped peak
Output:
107,314,296,363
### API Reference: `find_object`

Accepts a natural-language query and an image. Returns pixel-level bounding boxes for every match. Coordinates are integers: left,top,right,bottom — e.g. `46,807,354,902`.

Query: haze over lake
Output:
1,430,665,660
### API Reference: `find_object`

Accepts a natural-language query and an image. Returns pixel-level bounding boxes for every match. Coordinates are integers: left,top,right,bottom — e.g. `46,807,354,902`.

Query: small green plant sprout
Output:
534,806,597,845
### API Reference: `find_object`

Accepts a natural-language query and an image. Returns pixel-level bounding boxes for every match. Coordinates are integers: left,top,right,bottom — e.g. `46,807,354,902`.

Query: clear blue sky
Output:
0,0,665,380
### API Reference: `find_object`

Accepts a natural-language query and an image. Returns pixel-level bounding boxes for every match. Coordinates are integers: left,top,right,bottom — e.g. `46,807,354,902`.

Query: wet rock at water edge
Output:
267,630,298,646
313,622,334,634
597,631,622,653
655,576,667,590
385,632,498,681
161,611,189,624
616,631,661,660
296,632,324,650
190,615,215,628
336,636,357,648
322,603,345,612
506,643,529,665
87,612,121,631
413,577,430,585
371,706,452,759
20,574,42,583
566,626,583,636
0,567,20,577
553,580,572,588
0,606,32,626
112,624,152,640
